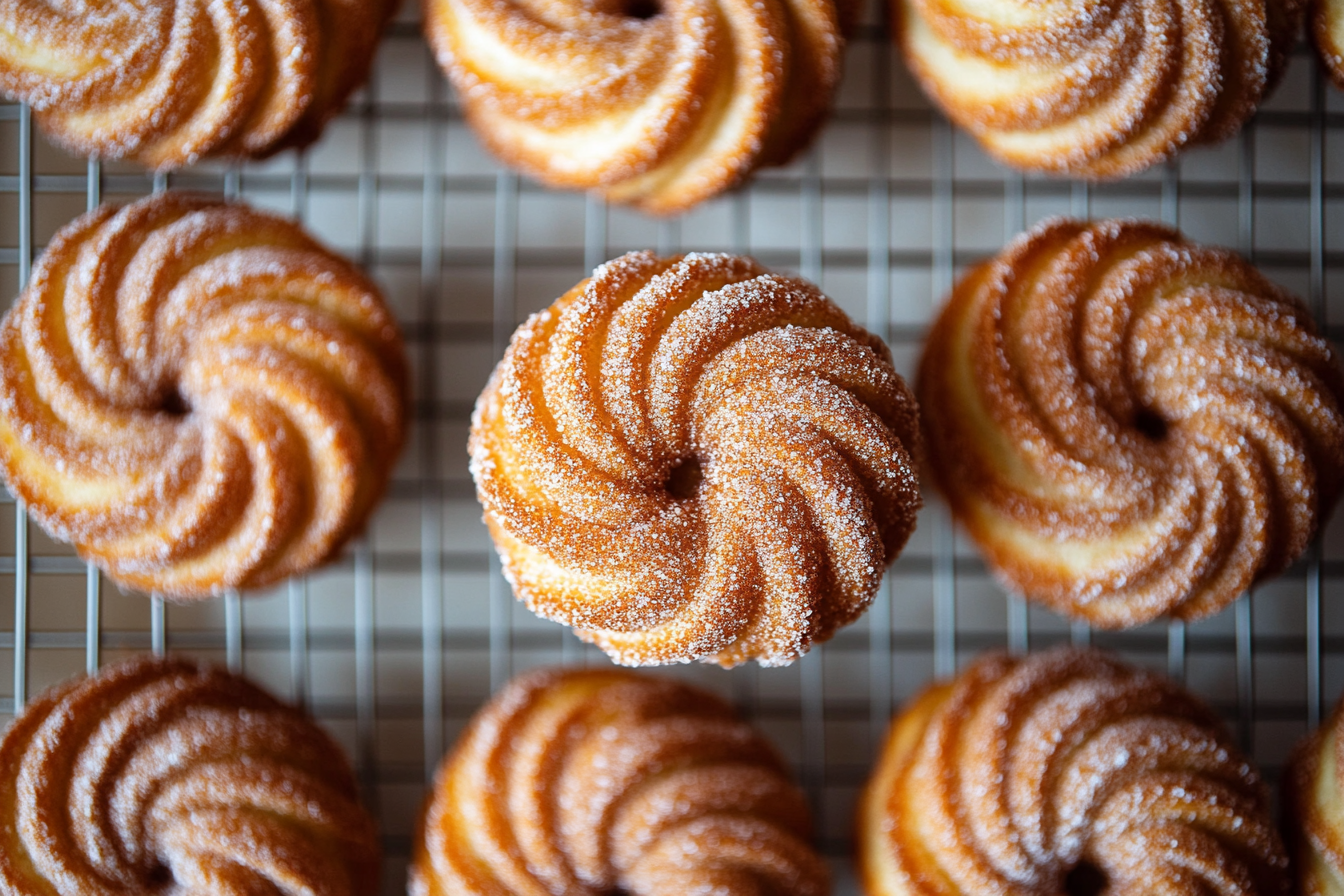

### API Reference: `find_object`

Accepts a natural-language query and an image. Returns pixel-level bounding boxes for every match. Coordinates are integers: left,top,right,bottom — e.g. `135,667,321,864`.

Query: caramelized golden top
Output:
412,666,828,896
860,647,1288,896
470,251,921,666
896,0,1303,178
919,217,1344,628
0,0,394,167
425,0,848,214
0,192,408,598
0,655,379,896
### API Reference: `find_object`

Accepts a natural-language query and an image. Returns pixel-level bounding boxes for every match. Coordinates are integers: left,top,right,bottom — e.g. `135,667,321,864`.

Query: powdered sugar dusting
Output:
918,217,1344,629
411,667,828,896
423,0,846,214
0,655,379,895
0,192,409,598
469,250,921,668
899,0,1302,178
858,647,1287,896
0,0,394,166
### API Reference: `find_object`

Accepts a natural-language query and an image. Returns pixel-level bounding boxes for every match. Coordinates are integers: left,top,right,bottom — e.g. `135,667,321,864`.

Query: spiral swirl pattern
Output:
0,655,380,896
918,218,1344,628
424,0,848,214
0,0,394,167
470,251,921,666
412,667,828,896
896,0,1304,178
1313,0,1344,91
859,647,1289,896
1286,692,1344,896
0,192,408,598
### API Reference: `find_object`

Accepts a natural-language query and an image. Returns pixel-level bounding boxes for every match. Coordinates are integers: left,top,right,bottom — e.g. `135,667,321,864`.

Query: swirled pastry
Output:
412,666,828,896
424,0,848,214
918,218,1344,628
1313,0,1344,90
0,192,408,598
0,655,380,896
896,0,1304,178
469,251,921,666
859,646,1289,896
0,0,394,168
1285,691,1344,896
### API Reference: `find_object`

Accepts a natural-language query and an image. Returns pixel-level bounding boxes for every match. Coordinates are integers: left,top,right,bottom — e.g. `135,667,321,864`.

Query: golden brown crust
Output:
1313,0,1344,92
1284,693,1344,896
410,666,829,896
0,655,380,896
0,192,408,598
859,647,1289,896
0,0,396,168
469,251,921,667
423,0,846,215
917,217,1344,629
895,0,1305,179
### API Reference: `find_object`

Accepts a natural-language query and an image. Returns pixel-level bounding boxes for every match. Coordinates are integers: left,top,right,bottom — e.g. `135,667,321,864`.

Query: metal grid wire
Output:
2,2,1344,892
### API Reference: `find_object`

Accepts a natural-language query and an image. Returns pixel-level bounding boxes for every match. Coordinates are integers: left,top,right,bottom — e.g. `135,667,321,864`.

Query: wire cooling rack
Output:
3,2,1344,892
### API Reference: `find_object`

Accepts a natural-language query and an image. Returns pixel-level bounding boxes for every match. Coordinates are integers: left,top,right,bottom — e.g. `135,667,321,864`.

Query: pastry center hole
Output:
145,864,174,891
159,386,191,418
665,457,703,500
624,0,660,18
1063,861,1108,896
1133,408,1167,442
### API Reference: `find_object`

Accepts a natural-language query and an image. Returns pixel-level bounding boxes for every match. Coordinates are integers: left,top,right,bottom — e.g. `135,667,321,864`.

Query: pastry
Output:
0,655,380,896
0,192,408,598
1313,0,1344,89
895,0,1305,178
859,646,1289,896
918,217,1344,628
1284,691,1344,896
0,0,395,168
411,666,828,896
424,0,848,214
469,250,921,666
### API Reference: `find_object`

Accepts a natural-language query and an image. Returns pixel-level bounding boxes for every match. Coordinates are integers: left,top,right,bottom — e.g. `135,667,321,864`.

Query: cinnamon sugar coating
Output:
1285,692,1344,896
0,655,380,896
918,218,1344,628
469,251,921,667
1313,0,1344,90
859,647,1289,896
0,0,395,168
896,0,1304,179
411,666,829,896
424,0,849,215
0,192,408,598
